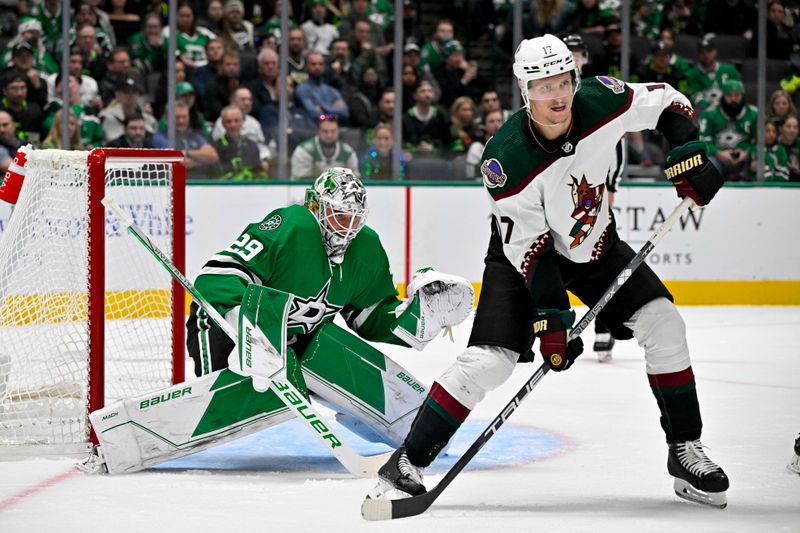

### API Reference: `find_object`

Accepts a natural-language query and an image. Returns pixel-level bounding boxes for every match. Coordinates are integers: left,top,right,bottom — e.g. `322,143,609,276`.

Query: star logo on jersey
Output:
718,127,746,149
286,279,343,335
568,175,605,249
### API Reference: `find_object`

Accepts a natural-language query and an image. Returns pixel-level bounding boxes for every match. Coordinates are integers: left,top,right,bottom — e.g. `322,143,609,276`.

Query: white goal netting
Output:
0,149,182,454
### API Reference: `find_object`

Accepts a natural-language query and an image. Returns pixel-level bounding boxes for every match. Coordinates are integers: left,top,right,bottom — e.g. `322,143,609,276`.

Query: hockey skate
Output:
668,440,729,508
593,333,615,362
75,445,108,475
788,435,800,476
366,447,426,501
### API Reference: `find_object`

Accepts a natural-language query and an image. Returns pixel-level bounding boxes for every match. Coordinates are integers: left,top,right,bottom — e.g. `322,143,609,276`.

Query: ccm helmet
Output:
305,167,368,263
513,34,580,115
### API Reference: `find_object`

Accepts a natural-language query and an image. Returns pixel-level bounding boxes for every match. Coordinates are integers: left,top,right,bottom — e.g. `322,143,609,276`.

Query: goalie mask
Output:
513,34,580,119
305,168,368,263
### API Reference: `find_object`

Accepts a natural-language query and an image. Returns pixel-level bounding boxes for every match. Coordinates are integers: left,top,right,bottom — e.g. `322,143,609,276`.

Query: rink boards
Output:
1,183,797,306
181,183,799,305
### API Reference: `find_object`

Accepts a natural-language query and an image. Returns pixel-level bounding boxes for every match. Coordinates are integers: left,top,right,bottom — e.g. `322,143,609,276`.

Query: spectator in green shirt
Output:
419,20,454,72
128,13,167,75
685,34,742,113
42,73,104,149
699,79,758,181
758,119,790,181
0,18,59,75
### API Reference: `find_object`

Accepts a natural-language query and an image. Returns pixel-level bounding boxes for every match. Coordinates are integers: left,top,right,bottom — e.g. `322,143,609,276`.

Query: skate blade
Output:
673,478,727,508
366,478,414,502
787,455,800,475
596,351,612,363
75,446,108,475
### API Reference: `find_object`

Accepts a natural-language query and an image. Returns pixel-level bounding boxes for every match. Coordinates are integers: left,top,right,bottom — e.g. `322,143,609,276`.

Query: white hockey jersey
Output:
479,76,694,278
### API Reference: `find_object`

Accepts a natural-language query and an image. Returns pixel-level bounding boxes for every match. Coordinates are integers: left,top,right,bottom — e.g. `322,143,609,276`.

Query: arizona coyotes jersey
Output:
480,76,692,277
194,204,398,339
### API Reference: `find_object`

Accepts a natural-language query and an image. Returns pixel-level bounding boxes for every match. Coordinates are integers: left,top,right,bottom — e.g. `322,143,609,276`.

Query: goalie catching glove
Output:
534,309,584,371
391,268,475,350
665,140,724,207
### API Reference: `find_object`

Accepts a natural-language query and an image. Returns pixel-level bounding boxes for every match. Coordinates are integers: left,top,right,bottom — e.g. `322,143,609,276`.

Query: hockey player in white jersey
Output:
369,34,728,508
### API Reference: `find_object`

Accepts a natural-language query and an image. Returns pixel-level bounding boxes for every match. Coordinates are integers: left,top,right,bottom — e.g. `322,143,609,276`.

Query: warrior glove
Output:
534,309,584,372
665,141,724,207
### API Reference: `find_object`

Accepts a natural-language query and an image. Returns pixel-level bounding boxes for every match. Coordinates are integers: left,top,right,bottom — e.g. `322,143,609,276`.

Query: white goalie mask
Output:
513,34,581,117
305,168,368,264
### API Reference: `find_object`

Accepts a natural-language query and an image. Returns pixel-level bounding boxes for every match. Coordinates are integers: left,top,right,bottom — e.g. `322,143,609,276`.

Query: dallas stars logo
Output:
287,279,343,334
259,214,282,231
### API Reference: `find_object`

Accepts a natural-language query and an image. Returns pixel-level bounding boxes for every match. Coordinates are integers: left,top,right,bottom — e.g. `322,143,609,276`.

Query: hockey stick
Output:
102,196,391,478
362,196,696,520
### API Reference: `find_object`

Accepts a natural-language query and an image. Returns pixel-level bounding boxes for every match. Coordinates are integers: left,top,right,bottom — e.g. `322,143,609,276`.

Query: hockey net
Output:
0,148,185,455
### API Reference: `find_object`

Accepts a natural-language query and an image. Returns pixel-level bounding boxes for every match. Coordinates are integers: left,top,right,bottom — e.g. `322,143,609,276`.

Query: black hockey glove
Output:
534,310,584,372
665,141,724,207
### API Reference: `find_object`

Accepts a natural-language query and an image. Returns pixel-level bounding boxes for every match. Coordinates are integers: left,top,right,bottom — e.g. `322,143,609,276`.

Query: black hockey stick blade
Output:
362,364,550,521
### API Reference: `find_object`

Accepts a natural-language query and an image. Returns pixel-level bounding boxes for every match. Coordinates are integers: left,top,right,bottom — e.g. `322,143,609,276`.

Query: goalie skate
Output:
788,435,800,476
593,333,614,362
668,440,729,508
75,446,108,475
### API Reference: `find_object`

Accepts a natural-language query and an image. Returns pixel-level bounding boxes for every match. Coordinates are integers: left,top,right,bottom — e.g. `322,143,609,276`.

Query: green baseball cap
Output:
442,39,464,57
176,82,195,96
722,78,744,95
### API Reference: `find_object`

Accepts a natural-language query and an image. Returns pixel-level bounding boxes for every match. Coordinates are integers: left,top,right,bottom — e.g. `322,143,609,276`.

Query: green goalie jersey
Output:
194,204,406,345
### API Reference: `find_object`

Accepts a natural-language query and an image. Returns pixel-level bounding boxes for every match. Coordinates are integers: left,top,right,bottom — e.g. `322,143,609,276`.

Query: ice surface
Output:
1,307,799,532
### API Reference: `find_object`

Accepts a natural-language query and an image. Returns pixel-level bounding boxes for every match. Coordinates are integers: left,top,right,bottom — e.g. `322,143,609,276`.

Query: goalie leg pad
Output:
437,344,517,410
301,323,430,448
88,368,301,474
625,297,690,375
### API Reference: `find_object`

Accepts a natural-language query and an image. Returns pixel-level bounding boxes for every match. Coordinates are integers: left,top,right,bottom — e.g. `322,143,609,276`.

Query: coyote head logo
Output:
568,175,605,248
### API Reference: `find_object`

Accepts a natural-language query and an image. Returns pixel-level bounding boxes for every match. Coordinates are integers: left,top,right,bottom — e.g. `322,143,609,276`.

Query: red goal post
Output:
0,148,186,455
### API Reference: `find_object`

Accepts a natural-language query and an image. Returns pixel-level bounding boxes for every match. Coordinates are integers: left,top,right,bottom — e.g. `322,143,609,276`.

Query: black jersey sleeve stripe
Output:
203,259,260,284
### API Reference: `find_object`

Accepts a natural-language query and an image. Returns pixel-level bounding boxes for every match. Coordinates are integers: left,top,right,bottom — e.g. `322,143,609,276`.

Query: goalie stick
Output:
102,196,390,478
361,196,697,520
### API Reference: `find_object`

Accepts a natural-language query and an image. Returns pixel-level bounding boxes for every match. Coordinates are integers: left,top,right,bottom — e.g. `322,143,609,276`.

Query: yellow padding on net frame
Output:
3,281,798,326
0,290,173,325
